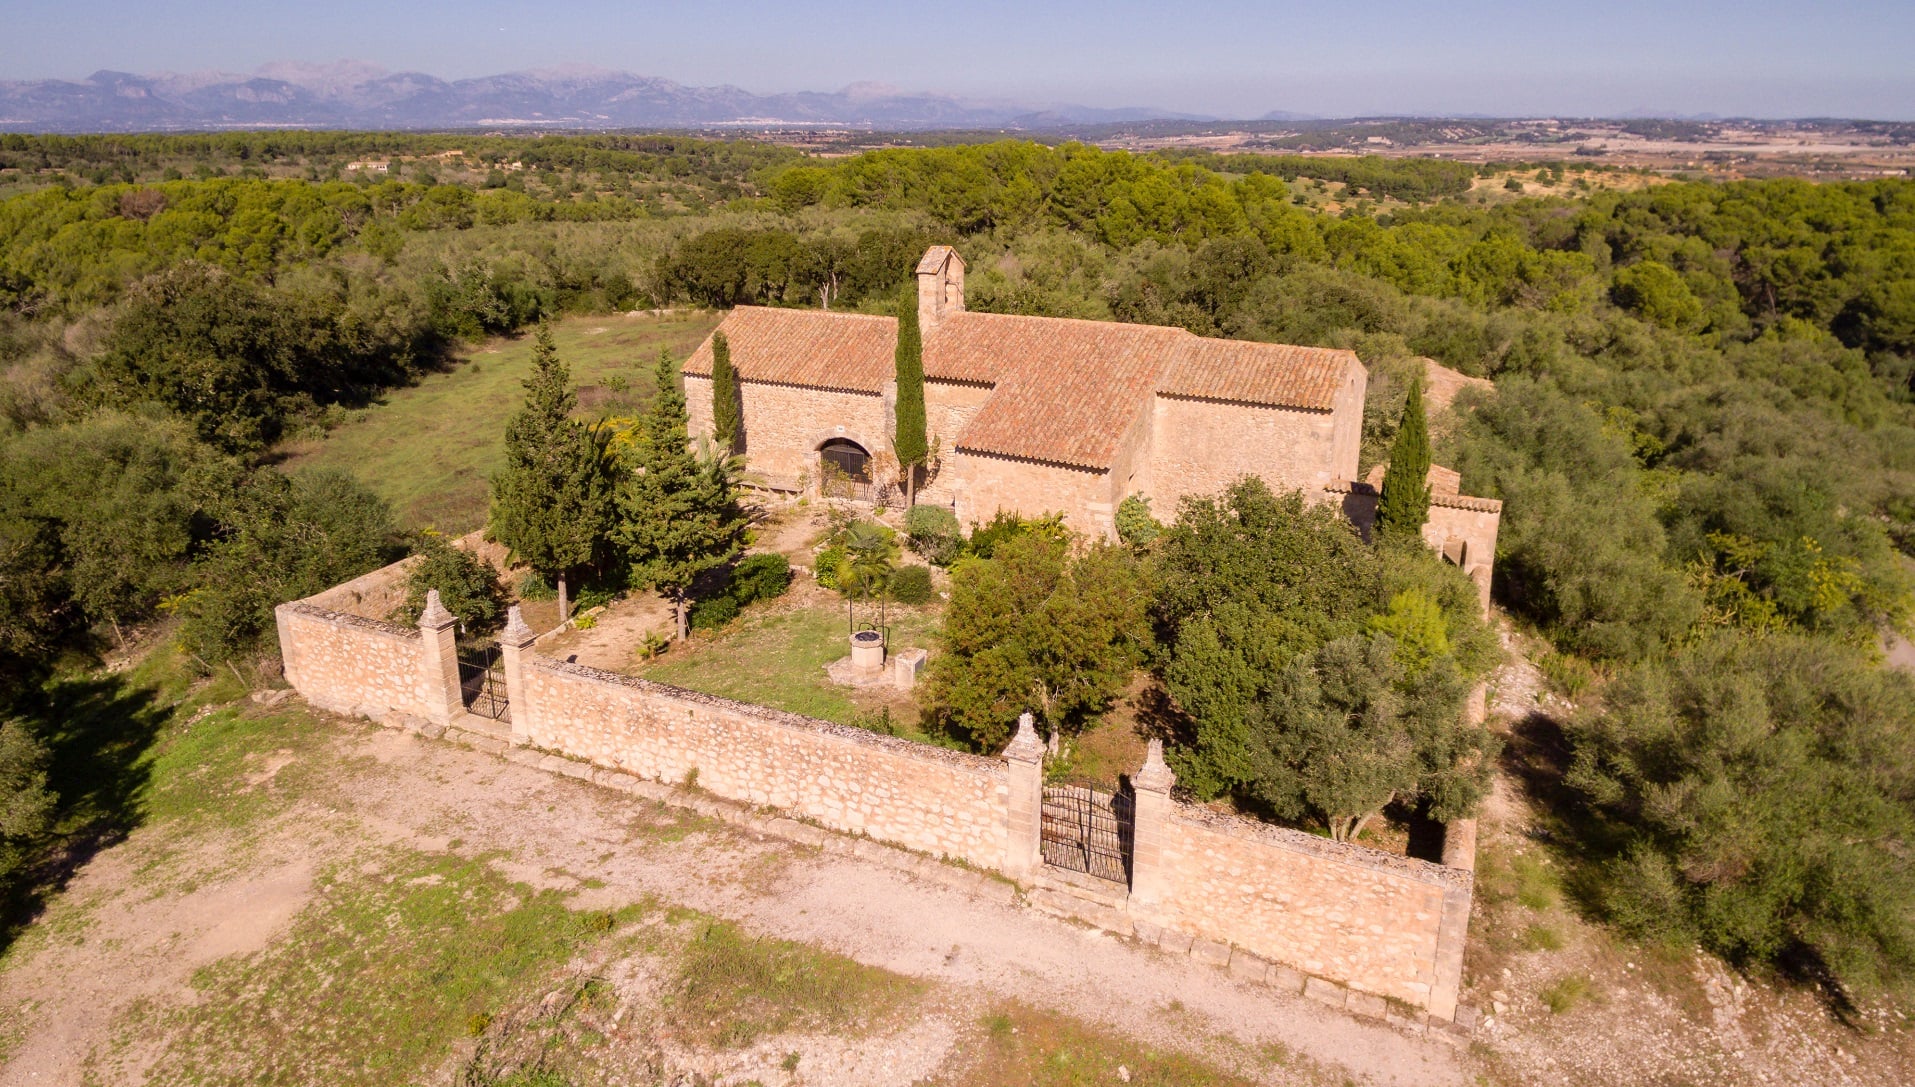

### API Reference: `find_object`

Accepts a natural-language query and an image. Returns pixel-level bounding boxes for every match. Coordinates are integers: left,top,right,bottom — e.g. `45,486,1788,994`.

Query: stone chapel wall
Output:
1145,396,1343,514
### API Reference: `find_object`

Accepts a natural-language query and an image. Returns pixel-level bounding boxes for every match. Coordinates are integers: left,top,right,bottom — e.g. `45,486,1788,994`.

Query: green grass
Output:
277,311,720,531
938,1003,1264,1087
666,916,925,1049
1540,974,1597,1015
637,600,943,735
1477,846,1560,913
145,849,632,1087
1521,922,1566,952
139,703,330,829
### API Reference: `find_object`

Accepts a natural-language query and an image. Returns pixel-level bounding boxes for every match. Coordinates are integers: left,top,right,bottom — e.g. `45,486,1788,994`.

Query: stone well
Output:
849,629,885,671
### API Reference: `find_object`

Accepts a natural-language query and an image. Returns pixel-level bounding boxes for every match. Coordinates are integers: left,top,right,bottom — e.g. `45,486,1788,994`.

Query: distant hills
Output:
0,64,1210,132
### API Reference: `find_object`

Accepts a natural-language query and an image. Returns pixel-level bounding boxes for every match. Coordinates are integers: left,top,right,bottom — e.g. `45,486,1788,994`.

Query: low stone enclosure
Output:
277,556,1476,1027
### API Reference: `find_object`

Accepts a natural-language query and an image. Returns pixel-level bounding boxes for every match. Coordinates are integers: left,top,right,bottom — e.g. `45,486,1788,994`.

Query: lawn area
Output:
275,310,721,532
635,594,944,738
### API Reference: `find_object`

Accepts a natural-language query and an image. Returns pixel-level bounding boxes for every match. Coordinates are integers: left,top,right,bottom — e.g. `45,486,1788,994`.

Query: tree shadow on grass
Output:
1496,709,1624,911
0,672,170,957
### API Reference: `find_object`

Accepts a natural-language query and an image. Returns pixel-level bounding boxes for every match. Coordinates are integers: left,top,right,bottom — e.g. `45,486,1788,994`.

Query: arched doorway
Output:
818,438,871,484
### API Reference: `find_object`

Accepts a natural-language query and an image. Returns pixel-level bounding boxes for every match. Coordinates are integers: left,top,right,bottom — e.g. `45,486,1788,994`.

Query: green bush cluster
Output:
399,533,507,633
690,552,792,631
1113,494,1160,548
887,565,935,605
811,544,847,591
904,504,963,566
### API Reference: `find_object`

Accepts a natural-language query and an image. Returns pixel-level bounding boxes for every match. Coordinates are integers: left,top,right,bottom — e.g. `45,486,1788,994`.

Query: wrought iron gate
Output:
1040,782,1133,885
457,643,510,722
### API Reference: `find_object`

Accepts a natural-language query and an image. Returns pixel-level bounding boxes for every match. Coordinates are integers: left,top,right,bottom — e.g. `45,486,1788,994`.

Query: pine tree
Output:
1376,375,1432,540
488,323,617,623
892,286,928,507
710,330,743,455
615,349,747,640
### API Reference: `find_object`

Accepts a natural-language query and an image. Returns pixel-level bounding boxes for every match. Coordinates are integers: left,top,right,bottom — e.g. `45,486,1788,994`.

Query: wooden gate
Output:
1040,782,1133,885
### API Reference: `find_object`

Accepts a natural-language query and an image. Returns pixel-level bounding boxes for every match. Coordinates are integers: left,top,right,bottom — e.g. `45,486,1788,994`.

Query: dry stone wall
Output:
518,658,1010,868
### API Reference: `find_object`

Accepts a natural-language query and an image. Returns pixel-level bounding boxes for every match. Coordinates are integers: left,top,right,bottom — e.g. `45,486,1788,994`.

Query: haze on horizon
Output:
2,0,1912,121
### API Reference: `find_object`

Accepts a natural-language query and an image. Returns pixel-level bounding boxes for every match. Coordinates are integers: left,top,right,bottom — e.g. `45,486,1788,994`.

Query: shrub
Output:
965,511,1065,561
905,504,959,540
729,553,791,606
888,565,934,605
573,584,619,612
689,594,740,631
636,629,671,660
906,505,964,566
924,536,965,566
1567,633,1915,993
1114,494,1160,548
812,545,847,590
516,571,556,601
400,532,506,632
1540,976,1594,1015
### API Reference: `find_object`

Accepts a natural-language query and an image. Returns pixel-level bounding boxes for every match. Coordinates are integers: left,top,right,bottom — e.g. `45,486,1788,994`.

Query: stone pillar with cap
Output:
500,604,537,746
1001,711,1045,879
416,590,464,726
1127,738,1177,910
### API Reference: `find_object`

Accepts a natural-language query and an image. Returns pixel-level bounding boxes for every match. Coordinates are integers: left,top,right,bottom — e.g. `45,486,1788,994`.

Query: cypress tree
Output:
488,323,617,623
614,349,747,640
710,330,743,455
1376,375,1432,540
892,286,928,507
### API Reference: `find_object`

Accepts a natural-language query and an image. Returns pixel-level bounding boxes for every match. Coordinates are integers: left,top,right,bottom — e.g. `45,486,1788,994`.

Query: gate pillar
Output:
500,605,537,746
417,590,464,726
1127,739,1176,910
1001,712,1045,879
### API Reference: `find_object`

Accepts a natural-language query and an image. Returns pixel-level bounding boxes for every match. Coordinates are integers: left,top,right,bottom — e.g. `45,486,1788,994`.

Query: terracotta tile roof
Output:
683,306,893,393
935,313,1185,469
1159,338,1356,411
686,305,1365,471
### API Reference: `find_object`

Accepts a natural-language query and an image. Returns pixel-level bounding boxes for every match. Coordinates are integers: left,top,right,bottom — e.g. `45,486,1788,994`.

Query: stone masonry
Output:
277,557,1476,1021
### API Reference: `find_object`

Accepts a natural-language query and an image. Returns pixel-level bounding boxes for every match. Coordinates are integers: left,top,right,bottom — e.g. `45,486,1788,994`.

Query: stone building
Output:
682,246,1498,596
684,246,1370,537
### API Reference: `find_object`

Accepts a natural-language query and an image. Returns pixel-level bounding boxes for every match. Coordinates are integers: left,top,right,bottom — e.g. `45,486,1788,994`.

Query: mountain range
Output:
0,64,1210,132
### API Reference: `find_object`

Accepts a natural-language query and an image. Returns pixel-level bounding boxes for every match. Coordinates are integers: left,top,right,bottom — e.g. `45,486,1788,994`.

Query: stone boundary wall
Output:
275,602,430,721
516,658,1009,869
1152,804,1470,1014
277,564,1474,1020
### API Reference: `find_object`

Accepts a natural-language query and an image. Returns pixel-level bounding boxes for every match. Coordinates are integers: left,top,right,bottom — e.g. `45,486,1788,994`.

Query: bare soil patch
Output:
0,705,1457,1086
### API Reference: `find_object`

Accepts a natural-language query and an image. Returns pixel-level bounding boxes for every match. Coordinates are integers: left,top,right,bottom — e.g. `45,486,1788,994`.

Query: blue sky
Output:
3,0,1911,118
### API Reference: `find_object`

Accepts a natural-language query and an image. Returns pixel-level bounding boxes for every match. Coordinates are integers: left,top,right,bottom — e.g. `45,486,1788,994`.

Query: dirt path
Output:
0,715,1463,1087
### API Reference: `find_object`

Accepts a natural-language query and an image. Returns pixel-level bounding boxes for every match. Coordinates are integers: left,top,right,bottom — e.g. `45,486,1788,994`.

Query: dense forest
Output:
1,133,1912,997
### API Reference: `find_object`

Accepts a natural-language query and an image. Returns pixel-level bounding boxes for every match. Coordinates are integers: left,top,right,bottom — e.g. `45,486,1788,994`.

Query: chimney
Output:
915,245,965,330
